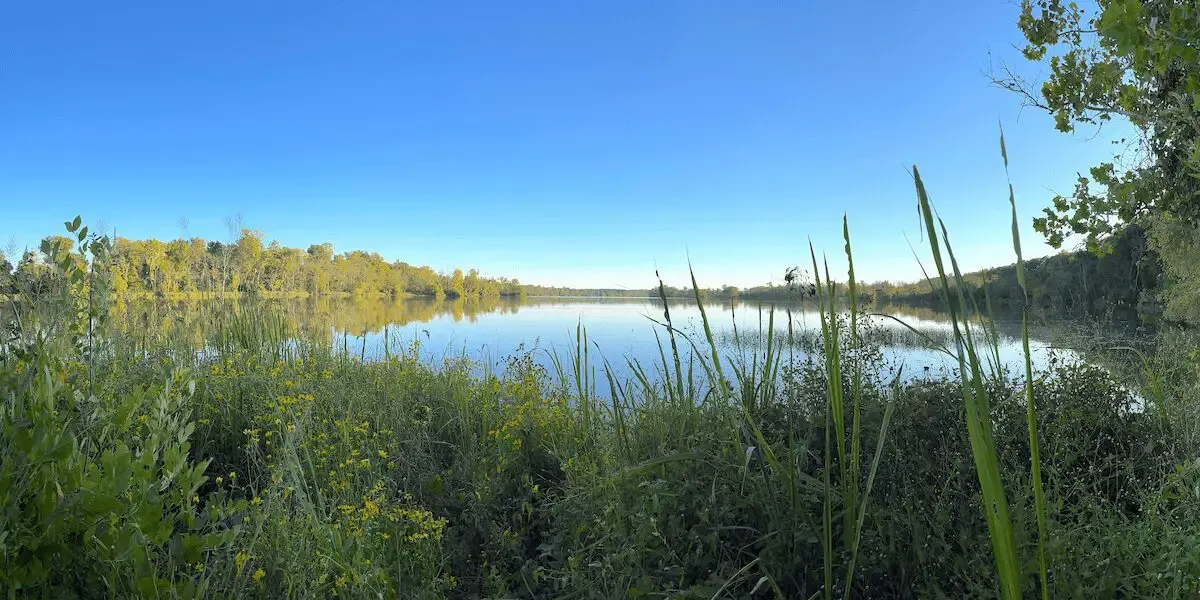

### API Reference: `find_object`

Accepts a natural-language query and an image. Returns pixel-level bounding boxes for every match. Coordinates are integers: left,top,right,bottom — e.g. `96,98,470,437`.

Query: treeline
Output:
523,284,754,301
523,225,1164,320
0,228,525,301
879,224,1162,318
1,221,1161,319
522,286,657,298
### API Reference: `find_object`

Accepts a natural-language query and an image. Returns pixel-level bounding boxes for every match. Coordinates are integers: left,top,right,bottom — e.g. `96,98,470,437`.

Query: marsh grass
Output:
713,316,958,356
5,152,1200,598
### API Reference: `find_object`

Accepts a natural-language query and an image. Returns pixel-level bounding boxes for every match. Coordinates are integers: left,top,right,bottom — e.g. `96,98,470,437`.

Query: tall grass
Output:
904,129,1052,599
25,145,1192,598
1002,128,1050,600
212,305,291,358
912,165,1022,598
615,218,903,597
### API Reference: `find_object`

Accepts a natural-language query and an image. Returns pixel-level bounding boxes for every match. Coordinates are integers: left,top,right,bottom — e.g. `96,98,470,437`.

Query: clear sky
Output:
1,1,1127,289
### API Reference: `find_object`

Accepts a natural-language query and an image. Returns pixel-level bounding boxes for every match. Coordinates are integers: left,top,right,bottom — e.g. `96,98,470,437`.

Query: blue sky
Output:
1,1,1126,289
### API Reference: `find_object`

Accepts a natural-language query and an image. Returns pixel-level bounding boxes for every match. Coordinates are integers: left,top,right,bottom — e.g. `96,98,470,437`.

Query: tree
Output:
14,250,56,299
16,222,526,303
234,229,265,293
449,269,466,299
305,243,334,297
0,251,12,295
997,0,1200,317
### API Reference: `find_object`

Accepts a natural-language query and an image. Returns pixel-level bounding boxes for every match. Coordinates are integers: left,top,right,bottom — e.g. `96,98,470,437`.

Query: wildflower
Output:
377,449,388,459
362,498,380,519
253,568,265,583
235,551,250,572
251,496,263,506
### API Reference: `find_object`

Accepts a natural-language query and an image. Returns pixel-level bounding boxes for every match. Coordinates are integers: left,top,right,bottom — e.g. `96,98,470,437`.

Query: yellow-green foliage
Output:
6,215,1200,599
0,357,243,598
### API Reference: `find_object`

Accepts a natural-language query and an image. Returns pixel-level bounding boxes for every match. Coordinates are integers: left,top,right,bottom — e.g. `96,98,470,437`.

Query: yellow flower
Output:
251,496,263,506
234,551,250,572
362,498,380,519
253,568,265,583
377,449,388,459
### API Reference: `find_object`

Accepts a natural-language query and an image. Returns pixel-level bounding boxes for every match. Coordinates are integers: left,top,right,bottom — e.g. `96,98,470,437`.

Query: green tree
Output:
449,269,466,299
306,243,334,297
999,0,1200,317
464,269,482,298
0,251,12,296
164,239,194,293
234,229,265,293
19,223,523,303
13,251,52,298
271,246,305,293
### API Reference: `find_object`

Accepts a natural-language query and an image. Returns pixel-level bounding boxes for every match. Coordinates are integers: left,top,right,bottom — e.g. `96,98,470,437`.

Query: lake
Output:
112,295,1125,390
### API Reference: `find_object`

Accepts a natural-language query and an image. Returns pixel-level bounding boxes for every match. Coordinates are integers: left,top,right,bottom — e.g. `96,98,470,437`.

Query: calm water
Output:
117,296,1109,387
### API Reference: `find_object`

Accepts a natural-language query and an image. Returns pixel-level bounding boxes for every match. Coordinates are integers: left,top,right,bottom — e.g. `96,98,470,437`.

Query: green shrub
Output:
0,352,240,598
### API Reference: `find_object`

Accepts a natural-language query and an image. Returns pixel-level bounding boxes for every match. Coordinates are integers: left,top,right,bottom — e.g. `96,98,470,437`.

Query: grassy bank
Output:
4,156,1200,598
4,301,1196,598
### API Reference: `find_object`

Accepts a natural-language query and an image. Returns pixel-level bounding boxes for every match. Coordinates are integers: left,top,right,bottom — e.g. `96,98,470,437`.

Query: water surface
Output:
114,296,1131,388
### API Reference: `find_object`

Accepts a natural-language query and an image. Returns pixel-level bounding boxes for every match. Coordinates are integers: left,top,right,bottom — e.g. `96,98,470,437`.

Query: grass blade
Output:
913,165,1021,600
1002,125,1050,600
